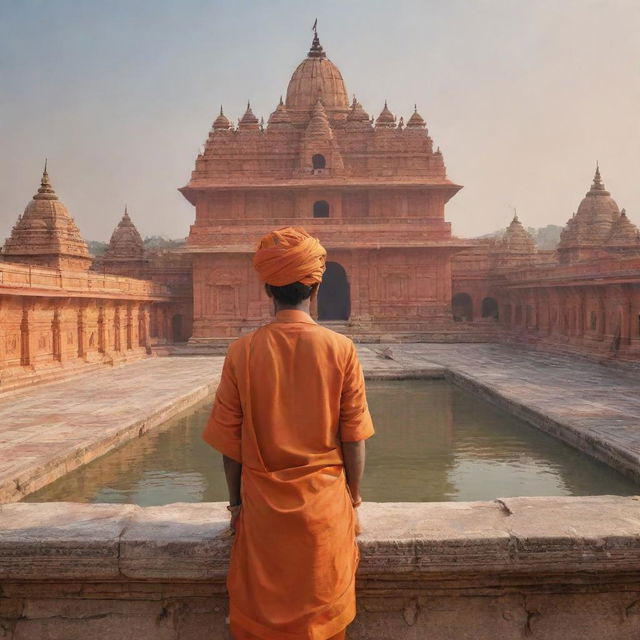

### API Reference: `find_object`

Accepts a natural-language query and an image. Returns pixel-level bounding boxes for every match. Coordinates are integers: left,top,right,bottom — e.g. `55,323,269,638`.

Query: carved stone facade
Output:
0,170,185,390
452,168,640,361
181,31,466,339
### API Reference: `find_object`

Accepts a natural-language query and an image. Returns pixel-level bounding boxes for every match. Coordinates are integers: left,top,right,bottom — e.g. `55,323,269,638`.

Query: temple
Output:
1,29,640,391
180,30,467,340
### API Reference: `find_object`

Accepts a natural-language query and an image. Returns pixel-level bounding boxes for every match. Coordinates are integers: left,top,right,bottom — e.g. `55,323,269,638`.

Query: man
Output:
202,226,374,640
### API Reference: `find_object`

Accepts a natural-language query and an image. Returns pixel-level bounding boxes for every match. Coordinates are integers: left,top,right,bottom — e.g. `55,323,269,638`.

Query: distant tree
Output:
535,225,563,250
476,224,563,250
87,240,108,257
143,235,185,249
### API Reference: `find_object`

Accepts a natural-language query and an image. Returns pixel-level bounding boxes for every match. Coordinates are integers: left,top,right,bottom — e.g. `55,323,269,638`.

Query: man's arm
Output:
223,455,242,506
341,440,365,504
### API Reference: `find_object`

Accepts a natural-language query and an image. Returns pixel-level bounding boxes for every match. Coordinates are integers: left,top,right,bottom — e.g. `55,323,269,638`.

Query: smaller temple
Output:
101,206,146,272
492,213,537,269
2,162,92,271
557,166,620,264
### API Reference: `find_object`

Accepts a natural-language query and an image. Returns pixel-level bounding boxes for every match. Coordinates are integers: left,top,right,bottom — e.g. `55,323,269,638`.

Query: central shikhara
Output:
180,31,466,339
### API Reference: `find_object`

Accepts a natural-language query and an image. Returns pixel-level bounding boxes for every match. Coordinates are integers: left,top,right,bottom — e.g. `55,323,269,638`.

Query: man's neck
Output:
274,302,311,315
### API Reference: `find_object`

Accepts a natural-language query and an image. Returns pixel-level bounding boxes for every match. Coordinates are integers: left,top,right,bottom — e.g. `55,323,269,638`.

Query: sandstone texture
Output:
1,498,640,639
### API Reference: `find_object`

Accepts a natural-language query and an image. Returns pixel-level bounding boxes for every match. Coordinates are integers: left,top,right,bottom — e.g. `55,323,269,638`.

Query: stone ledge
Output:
1,496,639,583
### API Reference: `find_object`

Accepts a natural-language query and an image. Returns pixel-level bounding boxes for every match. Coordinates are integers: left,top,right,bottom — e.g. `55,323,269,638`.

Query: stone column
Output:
77,302,88,360
20,300,35,367
98,305,106,355
126,303,133,351
51,307,62,362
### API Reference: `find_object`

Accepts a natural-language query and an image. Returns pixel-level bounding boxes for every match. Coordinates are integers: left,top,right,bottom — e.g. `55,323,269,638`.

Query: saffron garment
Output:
203,309,374,640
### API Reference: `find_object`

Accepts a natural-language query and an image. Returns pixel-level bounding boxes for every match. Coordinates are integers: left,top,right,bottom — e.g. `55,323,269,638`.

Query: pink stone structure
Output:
180,31,466,339
0,168,177,389
452,167,640,361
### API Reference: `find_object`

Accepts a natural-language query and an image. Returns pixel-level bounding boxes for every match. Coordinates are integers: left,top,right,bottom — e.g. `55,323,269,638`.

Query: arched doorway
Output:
318,262,350,321
171,314,185,343
452,293,473,322
312,154,326,169
481,297,499,319
313,200,330,218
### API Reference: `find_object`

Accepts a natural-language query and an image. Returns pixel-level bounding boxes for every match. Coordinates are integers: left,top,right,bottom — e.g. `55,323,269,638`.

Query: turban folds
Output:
253,226,326,287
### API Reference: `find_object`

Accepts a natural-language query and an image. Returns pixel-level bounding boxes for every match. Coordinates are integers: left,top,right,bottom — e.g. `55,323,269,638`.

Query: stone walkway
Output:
0,357,223,502
1,344,639,504
357,344,640,481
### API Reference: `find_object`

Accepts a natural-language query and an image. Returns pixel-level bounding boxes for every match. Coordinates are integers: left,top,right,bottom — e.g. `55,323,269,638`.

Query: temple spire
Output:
308,20,326,58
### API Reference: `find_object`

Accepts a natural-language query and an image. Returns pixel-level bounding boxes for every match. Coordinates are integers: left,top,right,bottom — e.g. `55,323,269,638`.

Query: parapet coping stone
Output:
1,496,639,582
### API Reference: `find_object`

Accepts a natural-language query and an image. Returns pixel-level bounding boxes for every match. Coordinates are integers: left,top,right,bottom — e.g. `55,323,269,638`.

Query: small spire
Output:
589,163,608,193
279,95,284,106
308,21,326,58
513,208,519,223
44,157,48,174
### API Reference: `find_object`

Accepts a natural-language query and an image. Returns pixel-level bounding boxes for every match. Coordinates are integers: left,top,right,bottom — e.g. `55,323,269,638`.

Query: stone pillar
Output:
20,300,35,367
114,305,122,352
98,305,106,355
142,304,151,354
126,303,133,351
77,302,88,360
51,308,62,362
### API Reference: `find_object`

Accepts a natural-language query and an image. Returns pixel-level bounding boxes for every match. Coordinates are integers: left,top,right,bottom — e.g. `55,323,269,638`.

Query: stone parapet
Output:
0,261,170,300
1,497,639,638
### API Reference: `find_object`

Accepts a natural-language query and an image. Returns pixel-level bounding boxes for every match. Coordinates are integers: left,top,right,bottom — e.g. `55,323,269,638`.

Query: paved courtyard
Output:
1,344,639,503
0,357,222,502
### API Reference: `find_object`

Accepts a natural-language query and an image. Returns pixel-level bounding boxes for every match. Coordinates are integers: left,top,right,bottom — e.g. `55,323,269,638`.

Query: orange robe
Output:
203,309,374,640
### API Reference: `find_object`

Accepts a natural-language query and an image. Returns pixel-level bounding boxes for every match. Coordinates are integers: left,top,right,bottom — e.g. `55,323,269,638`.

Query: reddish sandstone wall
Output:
0,262,175,390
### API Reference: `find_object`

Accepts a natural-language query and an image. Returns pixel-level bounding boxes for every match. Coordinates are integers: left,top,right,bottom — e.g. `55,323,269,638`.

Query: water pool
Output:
25,380,639,505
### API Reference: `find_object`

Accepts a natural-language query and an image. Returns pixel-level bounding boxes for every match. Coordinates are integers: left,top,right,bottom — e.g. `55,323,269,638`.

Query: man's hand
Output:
228,504,241,533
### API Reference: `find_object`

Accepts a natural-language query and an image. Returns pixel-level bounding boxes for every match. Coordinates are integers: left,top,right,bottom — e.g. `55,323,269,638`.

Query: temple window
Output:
313,200,330,218
312,154,326,169
481,297,499,320
452,293,473,322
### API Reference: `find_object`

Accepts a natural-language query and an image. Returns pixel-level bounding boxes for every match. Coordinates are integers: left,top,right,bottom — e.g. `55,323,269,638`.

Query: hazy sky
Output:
1,0,638,243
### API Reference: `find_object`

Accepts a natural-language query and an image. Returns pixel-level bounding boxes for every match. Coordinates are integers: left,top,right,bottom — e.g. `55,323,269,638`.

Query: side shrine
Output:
180,30,467,340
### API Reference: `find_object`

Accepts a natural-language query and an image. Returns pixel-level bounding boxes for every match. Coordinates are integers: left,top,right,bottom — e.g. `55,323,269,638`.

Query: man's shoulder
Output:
310,323,354,350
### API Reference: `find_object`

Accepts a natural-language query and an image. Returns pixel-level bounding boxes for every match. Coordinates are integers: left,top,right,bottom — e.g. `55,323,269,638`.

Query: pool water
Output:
25,380,639,505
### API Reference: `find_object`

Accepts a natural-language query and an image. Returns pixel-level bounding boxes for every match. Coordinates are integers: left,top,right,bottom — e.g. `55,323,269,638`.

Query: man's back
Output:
225,309,369,472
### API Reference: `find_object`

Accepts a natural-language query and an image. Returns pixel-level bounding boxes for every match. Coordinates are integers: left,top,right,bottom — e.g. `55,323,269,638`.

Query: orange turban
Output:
253,227,326,287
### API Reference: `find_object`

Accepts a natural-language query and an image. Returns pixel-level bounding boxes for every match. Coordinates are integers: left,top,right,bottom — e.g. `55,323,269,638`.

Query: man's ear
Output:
264,284,273,298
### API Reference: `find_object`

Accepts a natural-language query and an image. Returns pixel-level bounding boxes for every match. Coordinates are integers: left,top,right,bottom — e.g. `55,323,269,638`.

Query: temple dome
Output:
104,207,144,260
285,32,349,111
406,106,426,129
239,102,260,130
212,106,231,131
573,166,619,239
2,164,91,270
605,209,640,253
268,97,292,127
498,214,536,253
375,101,396,128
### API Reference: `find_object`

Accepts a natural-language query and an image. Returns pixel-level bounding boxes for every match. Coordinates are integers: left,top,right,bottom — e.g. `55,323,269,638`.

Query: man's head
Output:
253,227,326,310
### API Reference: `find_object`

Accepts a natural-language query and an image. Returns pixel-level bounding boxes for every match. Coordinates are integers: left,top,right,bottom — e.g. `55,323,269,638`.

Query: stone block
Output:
119,502,231,580
0,502,133,579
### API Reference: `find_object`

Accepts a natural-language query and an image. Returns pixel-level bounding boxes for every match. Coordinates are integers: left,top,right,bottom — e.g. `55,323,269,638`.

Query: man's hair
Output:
268,282,312,306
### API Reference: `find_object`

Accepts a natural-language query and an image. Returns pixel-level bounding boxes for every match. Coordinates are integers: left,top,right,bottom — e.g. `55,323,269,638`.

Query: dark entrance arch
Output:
481,297,499,319
318,262,350,321
171,314,185,343
452,293,473,322
312,154,326,169
313,200,330,218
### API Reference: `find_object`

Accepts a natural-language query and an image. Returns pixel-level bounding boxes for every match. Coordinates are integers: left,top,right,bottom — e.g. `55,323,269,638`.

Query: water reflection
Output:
25,380,639,505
